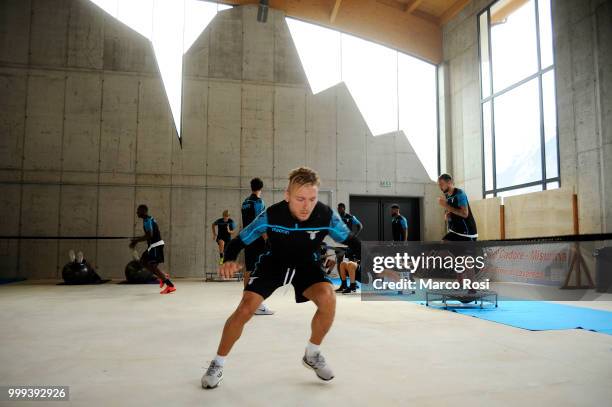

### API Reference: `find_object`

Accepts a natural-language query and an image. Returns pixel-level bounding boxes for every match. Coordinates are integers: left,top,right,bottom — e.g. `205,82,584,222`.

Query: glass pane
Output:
482,101,494,191
398,53,438,180
498,184,542,198
546,181,559,190
341,33,398,136
183,1,219,53
494,78,542,189
485,193,494,199
88,0,226,141
151,0,185,138
286,18,341,94
217,2,233,11
479,12,491,99
116,0,153,39
90,0,118,18
490,0,538,92
542,70,558,178
537,0,554,68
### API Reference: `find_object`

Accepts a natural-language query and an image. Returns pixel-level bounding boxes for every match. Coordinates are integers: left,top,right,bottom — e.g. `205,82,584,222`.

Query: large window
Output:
88,0,232,142
287,18,439,181
479,0,558,198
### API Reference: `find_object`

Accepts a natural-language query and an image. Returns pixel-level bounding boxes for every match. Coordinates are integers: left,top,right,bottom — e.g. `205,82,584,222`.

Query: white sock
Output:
213,355,225,366
305,341,320,356
259,302,268,310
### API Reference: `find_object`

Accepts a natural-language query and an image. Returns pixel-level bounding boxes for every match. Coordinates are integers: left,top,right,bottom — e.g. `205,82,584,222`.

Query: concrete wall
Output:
0,0,442,279
553,0,612,234
441,0,612,235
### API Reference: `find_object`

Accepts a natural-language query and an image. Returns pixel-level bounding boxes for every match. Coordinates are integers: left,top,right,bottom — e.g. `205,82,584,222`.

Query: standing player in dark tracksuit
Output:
212,210,236,265
129,204,176,294
241,177,274,315
202,167,362,389
390,204,413,294
390,204,408,241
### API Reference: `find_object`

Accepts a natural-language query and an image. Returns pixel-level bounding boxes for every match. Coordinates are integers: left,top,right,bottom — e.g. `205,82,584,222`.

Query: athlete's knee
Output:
235,307,252,321
314,287,336,310
233,303,255,323
234,294,261,321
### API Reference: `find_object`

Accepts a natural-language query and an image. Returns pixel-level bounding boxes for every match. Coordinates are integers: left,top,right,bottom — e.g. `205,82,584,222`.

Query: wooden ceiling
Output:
218,0,473,64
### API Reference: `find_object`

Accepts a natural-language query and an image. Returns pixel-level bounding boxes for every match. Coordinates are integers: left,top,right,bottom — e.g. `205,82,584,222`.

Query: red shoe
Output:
160,286,176,294
159,273,170,288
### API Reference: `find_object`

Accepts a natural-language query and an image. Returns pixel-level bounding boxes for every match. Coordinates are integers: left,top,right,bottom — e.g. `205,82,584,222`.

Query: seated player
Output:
318,243,337,275
338,259,360,294
335,203,363,289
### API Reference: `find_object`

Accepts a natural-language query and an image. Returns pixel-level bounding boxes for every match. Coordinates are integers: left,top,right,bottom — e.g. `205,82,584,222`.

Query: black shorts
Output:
141,246,164,265
244,238,266,272
244,258,332,303
216,236,231,246
443,232,477,242
442,233,480,259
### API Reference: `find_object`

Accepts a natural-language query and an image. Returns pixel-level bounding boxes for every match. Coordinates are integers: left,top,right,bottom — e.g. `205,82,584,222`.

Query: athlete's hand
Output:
219,261,242,279
437,197,448,209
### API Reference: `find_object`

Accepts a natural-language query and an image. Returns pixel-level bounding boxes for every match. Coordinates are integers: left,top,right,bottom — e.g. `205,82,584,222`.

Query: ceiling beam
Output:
405,0,424,14
375,0,405,12
412,10,440,25
330,0,342,23
439,0,471,26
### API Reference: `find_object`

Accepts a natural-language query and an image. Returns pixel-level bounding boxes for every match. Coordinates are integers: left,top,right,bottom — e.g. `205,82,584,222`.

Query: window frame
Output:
477,0,560,198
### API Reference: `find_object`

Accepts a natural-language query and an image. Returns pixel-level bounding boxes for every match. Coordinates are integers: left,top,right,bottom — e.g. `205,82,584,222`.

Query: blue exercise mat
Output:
431,300,612,335
331,276,612,335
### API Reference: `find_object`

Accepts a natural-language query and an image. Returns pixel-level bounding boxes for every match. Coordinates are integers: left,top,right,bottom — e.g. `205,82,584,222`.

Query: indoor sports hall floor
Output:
1,280,611,407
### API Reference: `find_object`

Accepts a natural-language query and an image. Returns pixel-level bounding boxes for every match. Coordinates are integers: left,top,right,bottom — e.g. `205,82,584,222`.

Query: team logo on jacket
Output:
271,227,290,235
306,230,319,240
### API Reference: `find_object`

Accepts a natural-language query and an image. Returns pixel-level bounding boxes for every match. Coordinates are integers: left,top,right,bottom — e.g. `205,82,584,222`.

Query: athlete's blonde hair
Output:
222,209,230,217
288,167,320,189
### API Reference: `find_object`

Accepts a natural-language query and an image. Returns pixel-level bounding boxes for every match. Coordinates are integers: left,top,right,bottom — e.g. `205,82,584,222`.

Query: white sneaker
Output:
201,361,224,389
254,304,275,315
302,351,334,381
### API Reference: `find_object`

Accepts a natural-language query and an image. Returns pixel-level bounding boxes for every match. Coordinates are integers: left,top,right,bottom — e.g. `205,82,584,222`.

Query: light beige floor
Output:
1,280,611,407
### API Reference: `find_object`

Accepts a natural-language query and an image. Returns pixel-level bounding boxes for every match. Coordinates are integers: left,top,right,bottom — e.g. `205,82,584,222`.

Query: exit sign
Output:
380,180,392,188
